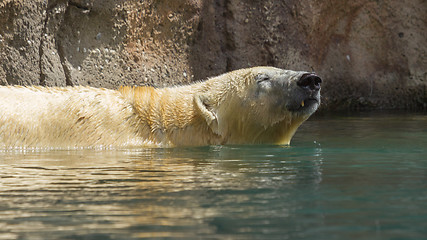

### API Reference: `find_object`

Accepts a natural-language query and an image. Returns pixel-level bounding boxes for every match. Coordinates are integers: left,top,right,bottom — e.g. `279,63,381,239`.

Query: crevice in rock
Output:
38,6,50,86
56,0,92,86
58,1,73,86
39,2,65,86
223,0,235,71
57,40,73,86
39,1,79,87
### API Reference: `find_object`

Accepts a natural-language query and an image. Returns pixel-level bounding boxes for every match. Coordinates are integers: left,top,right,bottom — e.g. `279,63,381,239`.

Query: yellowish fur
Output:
0,67,318,149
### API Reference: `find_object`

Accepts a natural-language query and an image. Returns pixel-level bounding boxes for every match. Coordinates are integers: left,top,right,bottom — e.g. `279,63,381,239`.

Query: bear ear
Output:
194,94,219,134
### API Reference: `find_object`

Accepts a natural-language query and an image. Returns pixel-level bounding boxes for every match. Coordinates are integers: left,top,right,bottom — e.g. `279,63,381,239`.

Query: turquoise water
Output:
0,112,426,239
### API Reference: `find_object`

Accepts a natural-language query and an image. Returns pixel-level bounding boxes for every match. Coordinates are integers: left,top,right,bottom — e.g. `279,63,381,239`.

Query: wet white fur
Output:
0,67,315,149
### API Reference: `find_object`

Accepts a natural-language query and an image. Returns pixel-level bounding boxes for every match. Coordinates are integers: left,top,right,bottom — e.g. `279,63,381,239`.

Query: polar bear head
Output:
194,66,322,145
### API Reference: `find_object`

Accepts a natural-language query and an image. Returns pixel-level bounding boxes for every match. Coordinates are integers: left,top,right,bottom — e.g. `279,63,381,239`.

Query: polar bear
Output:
0,67,321,148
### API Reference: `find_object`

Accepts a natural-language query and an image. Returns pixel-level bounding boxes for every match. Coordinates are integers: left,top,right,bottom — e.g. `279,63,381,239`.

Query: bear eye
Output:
256,74,270,83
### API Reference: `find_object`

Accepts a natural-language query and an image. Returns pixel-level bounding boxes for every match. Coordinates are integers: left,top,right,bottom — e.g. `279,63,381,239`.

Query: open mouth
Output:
300,98,319,108
286,98,320,112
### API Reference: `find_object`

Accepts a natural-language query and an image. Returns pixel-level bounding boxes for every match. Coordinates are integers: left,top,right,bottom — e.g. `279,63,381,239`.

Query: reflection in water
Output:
0,112,426,239
0,146,323,239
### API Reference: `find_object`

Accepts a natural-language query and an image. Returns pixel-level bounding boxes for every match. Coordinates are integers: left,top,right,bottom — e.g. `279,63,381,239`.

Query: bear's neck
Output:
222,113,307,145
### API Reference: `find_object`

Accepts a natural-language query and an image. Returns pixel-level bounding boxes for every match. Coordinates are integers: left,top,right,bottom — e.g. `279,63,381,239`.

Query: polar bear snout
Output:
284,72,322,113
297,73,322,92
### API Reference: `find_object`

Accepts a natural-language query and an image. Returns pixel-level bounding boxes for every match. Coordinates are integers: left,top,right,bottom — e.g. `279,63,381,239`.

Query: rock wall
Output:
1,0,426,110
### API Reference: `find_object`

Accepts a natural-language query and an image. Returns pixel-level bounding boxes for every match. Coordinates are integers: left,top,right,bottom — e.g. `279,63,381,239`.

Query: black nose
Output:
297,73,322,91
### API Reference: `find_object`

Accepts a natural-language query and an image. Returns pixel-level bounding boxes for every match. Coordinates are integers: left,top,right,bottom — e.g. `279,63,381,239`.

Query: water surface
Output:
0,112,426,239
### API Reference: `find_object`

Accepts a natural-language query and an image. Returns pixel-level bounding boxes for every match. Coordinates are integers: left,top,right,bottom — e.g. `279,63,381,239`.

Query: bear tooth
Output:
301,101,305,107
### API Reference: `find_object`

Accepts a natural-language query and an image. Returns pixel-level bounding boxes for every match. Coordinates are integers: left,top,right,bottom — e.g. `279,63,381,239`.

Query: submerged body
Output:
0,67,321,148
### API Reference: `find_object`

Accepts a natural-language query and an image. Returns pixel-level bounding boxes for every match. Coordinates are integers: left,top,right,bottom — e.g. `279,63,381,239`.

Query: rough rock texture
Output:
1,0,426,110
